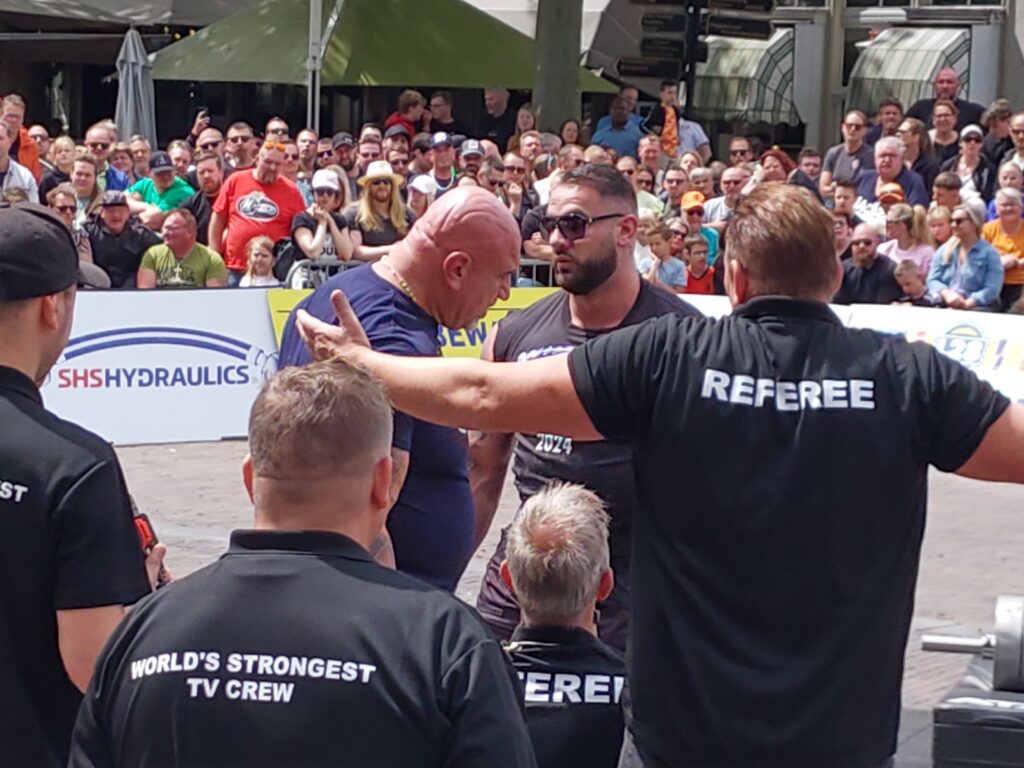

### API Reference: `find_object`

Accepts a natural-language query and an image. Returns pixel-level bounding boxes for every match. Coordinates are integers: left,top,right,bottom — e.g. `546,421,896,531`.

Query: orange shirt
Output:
683,266,715,294
981,220,1024,285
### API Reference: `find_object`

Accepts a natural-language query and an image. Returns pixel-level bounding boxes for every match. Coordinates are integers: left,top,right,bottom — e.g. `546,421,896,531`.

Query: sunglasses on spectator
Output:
670,230,687,238
506,166,526,174
52,204,76,213
262,140,287,151
951,216,971,224
268,127,289,135
686,208,705,217
962,136,982,144
228,135,253,143
539,212,625,241
637,179,653,188
283,153,299,160
851,238,875,246
318,150,336,158
29,134,47,143
87,141,110,150
621,168,636,176
729,149,750,156
314,188,337,195
370,179,392,187
1012,128,1024,136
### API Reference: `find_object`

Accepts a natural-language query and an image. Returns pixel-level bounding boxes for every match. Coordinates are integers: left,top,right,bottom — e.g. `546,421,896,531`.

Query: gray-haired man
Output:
502,483,625,768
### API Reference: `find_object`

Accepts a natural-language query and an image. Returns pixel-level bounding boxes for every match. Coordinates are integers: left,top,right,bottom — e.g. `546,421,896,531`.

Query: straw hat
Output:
357,161,404,188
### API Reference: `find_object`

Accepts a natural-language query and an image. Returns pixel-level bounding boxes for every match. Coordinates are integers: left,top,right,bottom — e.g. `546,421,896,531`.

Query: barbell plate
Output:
993,594,1024,692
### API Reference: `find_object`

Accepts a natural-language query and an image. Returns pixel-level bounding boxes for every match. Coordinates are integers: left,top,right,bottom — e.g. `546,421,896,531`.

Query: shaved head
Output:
390,186,521,329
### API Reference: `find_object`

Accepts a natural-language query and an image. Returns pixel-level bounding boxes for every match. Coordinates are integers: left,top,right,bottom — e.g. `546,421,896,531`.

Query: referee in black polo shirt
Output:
70,360,537,768
297,182,1024,768
0,203,158,767
502,482,625,768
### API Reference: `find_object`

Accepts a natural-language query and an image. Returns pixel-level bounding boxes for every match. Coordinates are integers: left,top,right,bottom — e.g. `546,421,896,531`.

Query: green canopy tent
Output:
151,0,615,128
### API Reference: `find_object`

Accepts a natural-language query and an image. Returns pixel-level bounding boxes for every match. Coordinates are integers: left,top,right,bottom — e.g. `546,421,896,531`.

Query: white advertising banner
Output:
845,304,1024,405
41,290,279,445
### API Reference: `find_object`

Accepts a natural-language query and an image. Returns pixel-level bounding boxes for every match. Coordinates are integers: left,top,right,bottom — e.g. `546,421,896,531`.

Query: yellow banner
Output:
266,287,557,358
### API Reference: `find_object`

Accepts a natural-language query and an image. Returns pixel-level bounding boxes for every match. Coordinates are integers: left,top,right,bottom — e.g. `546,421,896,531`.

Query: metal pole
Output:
307,0,323,131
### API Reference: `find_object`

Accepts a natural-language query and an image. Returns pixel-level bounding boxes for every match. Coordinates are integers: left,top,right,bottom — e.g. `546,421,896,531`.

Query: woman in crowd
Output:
679,152,703,173
407,174,436,219
665,217,690,260
929,100,961,165
239,236,280,287
559,119,582,147
927,206,954,249
927,199,1004,310
71,154,103,226
939,124,996,202
986,162,1023,220
898,118,940,192
507,104,537,153
292,169,353,262
981,187,1024,308
39,135,76,201
759,150,796,183
109,142,135,183
346,161,414,261
879,203,934,275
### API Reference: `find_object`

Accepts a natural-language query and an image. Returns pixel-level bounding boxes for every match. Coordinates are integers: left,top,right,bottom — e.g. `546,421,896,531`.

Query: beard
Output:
554,240,617,295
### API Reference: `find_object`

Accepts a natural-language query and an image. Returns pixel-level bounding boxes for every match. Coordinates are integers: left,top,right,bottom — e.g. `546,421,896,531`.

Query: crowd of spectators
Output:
3,73,1023,311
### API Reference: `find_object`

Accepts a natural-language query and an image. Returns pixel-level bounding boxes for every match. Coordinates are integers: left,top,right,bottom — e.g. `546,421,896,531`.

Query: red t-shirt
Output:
212,172,306,272
683,266,715,295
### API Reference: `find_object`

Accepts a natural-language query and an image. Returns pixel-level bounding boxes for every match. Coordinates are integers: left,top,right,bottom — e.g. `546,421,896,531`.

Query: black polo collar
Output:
510,625,603,648
731,295,842,326
226,529,373,563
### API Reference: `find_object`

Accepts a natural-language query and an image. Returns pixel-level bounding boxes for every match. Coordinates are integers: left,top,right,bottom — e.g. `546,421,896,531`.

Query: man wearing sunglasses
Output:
297,181,1024,768
83,124,130,192
209,140,306,286
459,165,700,652
820,110,875,199
224,122,257,174
832,221,901,305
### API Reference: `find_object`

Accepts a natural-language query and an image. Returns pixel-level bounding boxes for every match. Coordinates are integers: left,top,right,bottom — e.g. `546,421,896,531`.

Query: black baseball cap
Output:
149,151,174,173
332,132,355,149
0,203,79,301
384,124,411,140
100,190,129,207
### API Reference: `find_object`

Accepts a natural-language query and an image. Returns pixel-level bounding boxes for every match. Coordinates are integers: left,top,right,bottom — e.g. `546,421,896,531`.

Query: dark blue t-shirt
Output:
279,265,473,591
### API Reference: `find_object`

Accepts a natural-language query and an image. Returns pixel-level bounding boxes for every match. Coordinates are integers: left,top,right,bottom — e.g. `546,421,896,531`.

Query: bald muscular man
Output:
278,186,521,591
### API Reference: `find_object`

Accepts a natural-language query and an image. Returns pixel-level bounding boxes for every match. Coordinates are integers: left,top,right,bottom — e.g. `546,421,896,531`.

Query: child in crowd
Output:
639,222,687,292
892,258,936,307
682,234,715,295
240,235,281,287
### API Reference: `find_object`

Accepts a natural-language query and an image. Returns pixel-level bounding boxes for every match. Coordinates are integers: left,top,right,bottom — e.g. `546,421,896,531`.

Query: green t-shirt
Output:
140,243,228,288
127,176,195,211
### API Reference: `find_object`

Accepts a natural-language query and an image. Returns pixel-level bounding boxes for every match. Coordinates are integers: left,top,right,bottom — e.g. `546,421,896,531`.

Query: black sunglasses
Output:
539,212,625,241
318,150,336,158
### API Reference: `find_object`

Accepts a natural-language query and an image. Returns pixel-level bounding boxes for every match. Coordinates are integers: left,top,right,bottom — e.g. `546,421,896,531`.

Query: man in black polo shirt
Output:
296,182,1024,768
833,222,901,304
471,164,700,650
502,482,625,768
0,203,156,768
70,360,537,768
179,151,223,246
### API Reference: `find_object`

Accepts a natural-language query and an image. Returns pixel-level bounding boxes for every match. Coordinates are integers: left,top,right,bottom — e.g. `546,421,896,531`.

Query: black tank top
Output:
477,282,700,647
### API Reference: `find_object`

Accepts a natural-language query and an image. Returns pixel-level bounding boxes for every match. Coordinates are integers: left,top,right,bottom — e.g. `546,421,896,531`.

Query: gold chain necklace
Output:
380,256,416,303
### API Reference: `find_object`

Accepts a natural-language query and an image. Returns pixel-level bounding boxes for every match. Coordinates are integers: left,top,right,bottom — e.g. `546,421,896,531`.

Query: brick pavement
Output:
118,441,1024,765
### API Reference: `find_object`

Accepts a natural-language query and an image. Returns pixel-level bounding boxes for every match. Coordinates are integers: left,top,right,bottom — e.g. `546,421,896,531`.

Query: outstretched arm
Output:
296,290,602,440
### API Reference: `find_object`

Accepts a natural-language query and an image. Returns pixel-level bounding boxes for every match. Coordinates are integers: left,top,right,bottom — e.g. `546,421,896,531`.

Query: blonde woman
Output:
926,199,1004,309
346,161,414,262
240,236,280,287
879,203,934,275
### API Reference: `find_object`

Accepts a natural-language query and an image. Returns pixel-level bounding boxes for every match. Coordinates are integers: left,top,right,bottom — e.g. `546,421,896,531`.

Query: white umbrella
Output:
115,27,157,147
